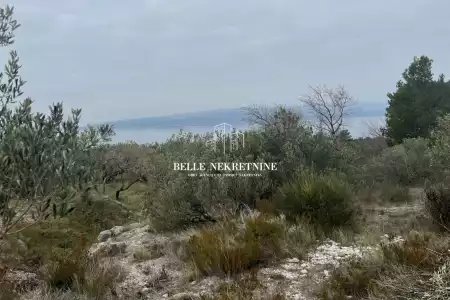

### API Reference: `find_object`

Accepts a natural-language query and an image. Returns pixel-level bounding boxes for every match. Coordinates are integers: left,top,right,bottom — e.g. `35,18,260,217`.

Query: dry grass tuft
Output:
317,230,450,300
200,274,286,300
187,213,285,277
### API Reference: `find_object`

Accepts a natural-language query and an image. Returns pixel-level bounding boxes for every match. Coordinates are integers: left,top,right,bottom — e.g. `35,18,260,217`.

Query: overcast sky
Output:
4,0,450,124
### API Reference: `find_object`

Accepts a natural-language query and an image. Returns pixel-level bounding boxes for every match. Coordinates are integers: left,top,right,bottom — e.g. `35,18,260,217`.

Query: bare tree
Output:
242,105,273,128
299,85,357,136
242,104,303,133
366,119,385,138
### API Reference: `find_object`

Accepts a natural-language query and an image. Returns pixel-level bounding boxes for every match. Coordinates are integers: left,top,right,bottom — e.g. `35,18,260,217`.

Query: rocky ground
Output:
1,198,423,300
88,223,378,300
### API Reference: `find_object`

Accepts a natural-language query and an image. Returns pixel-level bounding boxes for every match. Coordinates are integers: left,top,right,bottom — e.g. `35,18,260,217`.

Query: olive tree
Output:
0,6,113,238
98,142,150,200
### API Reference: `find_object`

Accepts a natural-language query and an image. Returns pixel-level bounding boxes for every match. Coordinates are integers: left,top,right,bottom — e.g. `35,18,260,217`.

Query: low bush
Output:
274,170,358,231
354,182,412,205
144,163,275,232
201,277,286,300
430,114,450,181
42,237,90,290
71,196,133,233
2,219,94,271
379,231,448,270
379,183,411,203
287,229,321,260
145,176,209,232
41,241,124,298
364,138,432,185
0,264,19,300
73,258,125,298
187,214,285,277
318,257,384,300
317,231,450,300
255,198,277,216
425,182,450,231
0,192,133,270
17,259,124,300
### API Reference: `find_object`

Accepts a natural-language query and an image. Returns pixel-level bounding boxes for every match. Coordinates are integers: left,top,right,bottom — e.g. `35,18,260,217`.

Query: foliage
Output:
0,6,114,238
385,55,450,145
274,170,358,231
145,174,213,231
144,130,275,231
141,105,362,232
6,6,450,299
43,237,89,290
356,182,412,204
72,258,124,298
187,214,285,276
348,137,388,170
70,195,133,232
245,106,350,182
379,183,411,203
42,247,123,299
7,218,95,271
97,142,151,200
201,279,286,300
380,231,448,269
363,137,432,185
430,114,450,180
336,129,352,141
424,182,450,231
318,257,383,300
282,218,322,260
318,231,450,300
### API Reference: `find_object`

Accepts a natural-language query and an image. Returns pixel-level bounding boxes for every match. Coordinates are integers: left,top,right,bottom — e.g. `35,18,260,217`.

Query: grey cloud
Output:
2,0,450,124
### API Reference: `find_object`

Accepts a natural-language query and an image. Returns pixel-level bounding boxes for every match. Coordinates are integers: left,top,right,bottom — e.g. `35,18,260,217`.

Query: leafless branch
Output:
299,85,357,136
242,105,302,133
366,119,385,138
241,105,272,127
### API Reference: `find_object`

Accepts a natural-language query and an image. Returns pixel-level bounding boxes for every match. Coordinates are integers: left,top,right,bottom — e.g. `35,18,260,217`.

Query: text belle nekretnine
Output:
173,162,278,171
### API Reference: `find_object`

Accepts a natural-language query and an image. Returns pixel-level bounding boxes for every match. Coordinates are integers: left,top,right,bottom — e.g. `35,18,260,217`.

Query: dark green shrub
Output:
275,170,358,231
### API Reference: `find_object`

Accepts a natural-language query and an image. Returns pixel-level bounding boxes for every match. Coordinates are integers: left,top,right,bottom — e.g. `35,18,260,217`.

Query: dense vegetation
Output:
1,5,450,300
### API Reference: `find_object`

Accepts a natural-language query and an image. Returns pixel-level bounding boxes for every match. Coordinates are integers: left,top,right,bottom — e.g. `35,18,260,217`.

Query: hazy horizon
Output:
4,1,450,126
111,115,385,144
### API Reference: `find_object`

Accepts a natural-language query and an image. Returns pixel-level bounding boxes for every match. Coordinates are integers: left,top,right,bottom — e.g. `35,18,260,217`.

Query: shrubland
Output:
1,4,450,300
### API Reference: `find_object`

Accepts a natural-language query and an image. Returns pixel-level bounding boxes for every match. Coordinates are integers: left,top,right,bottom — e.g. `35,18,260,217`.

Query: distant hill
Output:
102,103,387,131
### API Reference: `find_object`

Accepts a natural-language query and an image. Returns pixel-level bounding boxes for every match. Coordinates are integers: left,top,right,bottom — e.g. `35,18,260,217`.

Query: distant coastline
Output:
99,103,386,131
